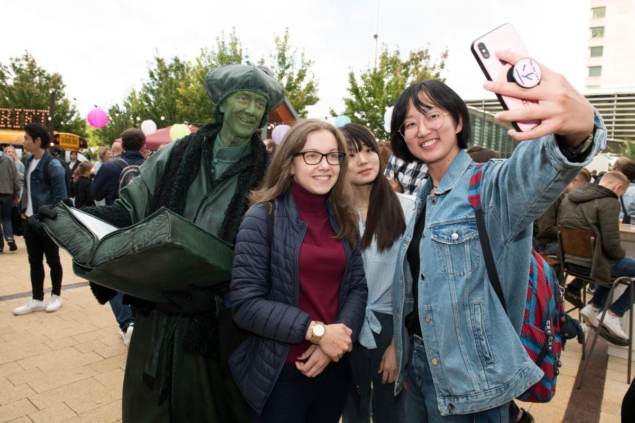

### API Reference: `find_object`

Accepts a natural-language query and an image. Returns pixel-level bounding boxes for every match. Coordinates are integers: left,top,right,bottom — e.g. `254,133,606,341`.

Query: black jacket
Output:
74,176,94,209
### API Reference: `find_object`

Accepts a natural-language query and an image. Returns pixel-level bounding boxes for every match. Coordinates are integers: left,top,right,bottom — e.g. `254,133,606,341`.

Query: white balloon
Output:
383,106,394,134
141,120,157,136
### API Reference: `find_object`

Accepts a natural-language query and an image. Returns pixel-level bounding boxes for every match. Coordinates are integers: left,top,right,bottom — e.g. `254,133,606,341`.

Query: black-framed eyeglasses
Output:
294,151,345,165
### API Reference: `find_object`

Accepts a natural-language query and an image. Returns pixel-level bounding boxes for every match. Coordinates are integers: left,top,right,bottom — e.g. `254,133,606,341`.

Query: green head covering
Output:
205,64,285,128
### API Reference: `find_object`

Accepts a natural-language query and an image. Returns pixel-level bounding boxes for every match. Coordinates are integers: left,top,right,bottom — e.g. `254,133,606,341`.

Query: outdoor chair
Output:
557,225,633,388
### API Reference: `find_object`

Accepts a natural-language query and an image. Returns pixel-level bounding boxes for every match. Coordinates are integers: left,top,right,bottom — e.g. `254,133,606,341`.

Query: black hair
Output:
390,80,471,162
24,123,50,149
340,123,406,252
620,161,635,182
121,128,146,151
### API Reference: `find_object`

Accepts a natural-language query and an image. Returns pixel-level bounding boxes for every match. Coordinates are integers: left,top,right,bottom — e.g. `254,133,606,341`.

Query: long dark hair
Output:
340,123,405,251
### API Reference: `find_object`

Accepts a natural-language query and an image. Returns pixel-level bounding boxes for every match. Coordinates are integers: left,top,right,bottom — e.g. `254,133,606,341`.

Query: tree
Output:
0,52,86,136
267,28,319,118
333,45,448,140
89,104,136,147
621,138,635,160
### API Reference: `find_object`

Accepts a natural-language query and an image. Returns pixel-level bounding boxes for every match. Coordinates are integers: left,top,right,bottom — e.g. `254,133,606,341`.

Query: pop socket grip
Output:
507,58,542,88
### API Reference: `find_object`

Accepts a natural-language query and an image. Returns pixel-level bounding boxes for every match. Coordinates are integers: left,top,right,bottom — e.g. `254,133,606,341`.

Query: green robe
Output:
118,138,251,423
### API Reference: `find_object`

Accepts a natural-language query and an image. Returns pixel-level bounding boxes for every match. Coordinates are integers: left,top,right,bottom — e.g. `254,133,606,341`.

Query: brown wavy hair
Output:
250,119,358,249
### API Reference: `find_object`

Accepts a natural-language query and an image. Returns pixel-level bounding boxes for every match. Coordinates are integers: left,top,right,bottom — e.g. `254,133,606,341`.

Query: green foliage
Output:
267,28,319,118
0,52,86,136
621,138,635,160
333,44,448,140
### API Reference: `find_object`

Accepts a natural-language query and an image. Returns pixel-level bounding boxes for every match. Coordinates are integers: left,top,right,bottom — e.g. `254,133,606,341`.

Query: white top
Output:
25,158,40,217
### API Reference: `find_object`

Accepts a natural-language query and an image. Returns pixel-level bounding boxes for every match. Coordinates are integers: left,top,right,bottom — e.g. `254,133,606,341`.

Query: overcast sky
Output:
2,0,591,123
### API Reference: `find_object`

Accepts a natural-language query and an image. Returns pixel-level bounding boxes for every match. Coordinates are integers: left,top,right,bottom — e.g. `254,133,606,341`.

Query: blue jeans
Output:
405,336,510,423
109,292,135,331
343,312,405,423
0,194,14,247
589,257,635,317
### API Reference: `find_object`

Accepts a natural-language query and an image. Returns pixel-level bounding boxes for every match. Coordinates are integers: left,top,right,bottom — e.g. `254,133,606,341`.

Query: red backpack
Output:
468,163,564,402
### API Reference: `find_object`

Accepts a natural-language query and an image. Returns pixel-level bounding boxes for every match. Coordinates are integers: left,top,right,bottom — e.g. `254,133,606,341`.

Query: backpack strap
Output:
468,163,508,314
111,158,128,170
620,196,631,224
41,154,54,187
266,201,275,288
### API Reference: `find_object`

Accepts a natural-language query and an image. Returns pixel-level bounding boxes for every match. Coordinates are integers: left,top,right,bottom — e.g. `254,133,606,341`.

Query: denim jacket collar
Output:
434,150,472,195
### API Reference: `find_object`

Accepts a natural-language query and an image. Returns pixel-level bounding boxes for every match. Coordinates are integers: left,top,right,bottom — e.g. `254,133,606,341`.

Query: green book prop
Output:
41,203,234,304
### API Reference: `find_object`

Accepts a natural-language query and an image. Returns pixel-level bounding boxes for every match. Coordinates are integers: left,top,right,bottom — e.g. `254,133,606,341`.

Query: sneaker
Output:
13,299,47,315
45,294,63,312
120,324,134,347
7,239,17,251
580,304,601,327
601,312,628,340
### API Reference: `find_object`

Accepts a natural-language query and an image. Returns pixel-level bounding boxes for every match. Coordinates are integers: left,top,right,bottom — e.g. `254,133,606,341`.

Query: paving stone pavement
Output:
2,235,633,422
1,236,124,423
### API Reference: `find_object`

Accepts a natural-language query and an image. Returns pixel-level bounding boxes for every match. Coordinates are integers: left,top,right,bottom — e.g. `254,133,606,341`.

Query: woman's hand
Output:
378,339,398,384
295,344,332,378
316,323,353,361
484,50,594,145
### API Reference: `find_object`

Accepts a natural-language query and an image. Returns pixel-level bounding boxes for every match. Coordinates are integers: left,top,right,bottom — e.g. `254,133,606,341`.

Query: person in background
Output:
340,123,409,423
0,146,22,253
377,142,393,171
68,151,81,175
4,146,25,175
230,119,367,422
73,162,95,209
384,153,428,195
111,141,123,158
91,130,145,206
94,147,112,174
265,139,277,154
13,123,67,315
559,172,634,340
616,160,635,223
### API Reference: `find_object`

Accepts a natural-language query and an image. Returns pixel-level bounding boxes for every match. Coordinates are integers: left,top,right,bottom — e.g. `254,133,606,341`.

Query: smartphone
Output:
471,23,539,132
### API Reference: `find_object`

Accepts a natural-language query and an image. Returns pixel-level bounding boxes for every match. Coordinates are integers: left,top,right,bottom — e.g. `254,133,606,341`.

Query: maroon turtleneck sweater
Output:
287,180,346,362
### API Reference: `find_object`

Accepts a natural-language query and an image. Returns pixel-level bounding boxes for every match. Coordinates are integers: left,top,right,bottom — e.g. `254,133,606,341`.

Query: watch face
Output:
313,324,325,337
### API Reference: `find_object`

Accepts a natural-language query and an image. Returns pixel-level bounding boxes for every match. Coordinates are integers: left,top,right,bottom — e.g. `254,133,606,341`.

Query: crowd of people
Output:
1,54,634,423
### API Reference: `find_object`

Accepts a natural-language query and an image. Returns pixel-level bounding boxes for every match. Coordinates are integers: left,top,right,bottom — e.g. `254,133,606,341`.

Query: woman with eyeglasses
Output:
230,119,368,423
390,51,605,422
339,123,413,423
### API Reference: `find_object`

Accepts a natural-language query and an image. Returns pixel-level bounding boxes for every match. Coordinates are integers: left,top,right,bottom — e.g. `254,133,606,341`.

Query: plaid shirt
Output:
384,154,429,195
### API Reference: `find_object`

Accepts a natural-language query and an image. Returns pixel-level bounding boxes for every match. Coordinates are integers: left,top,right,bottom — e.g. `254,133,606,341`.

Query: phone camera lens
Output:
478,43,490,59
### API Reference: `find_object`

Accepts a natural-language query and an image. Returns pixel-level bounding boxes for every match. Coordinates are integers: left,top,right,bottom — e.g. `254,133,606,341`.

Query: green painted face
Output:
219,90,268,146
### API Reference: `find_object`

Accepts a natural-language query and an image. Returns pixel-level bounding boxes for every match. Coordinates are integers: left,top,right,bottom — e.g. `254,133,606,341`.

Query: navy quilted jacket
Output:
229,187,368,414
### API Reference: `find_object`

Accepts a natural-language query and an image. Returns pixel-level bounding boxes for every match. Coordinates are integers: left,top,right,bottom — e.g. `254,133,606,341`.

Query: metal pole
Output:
48,89,56,140
373,0,380,69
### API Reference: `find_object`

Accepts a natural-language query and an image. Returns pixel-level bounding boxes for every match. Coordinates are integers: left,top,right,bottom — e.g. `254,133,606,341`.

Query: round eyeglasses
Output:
294,151,345,165
399,112,450,141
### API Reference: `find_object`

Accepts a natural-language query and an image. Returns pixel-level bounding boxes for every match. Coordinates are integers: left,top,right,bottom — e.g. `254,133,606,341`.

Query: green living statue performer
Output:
80,64,285,422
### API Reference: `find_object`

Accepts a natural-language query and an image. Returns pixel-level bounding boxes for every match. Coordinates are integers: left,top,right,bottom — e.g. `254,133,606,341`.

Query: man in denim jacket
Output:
14,123,67,315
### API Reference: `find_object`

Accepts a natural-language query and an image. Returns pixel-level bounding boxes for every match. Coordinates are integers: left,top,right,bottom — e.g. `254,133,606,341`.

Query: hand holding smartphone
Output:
471,24,540,132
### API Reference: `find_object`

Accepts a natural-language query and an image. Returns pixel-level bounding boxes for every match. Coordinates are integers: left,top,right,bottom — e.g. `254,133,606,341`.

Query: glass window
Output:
590,46,604,57
591,27,605,38
588,66,602,77
592,7,606,18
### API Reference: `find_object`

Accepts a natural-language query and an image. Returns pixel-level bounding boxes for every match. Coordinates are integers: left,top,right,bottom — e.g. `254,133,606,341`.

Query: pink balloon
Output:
87,108,109,128
272,125,291,145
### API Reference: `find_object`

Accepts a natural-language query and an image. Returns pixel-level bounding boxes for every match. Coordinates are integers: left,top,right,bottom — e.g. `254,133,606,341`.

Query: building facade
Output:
586,0,635,90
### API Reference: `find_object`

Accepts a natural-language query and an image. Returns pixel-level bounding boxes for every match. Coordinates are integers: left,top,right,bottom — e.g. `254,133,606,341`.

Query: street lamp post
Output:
48,88,56,137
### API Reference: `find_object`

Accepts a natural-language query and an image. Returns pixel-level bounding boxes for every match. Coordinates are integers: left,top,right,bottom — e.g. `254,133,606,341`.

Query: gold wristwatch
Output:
310,322,326,345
